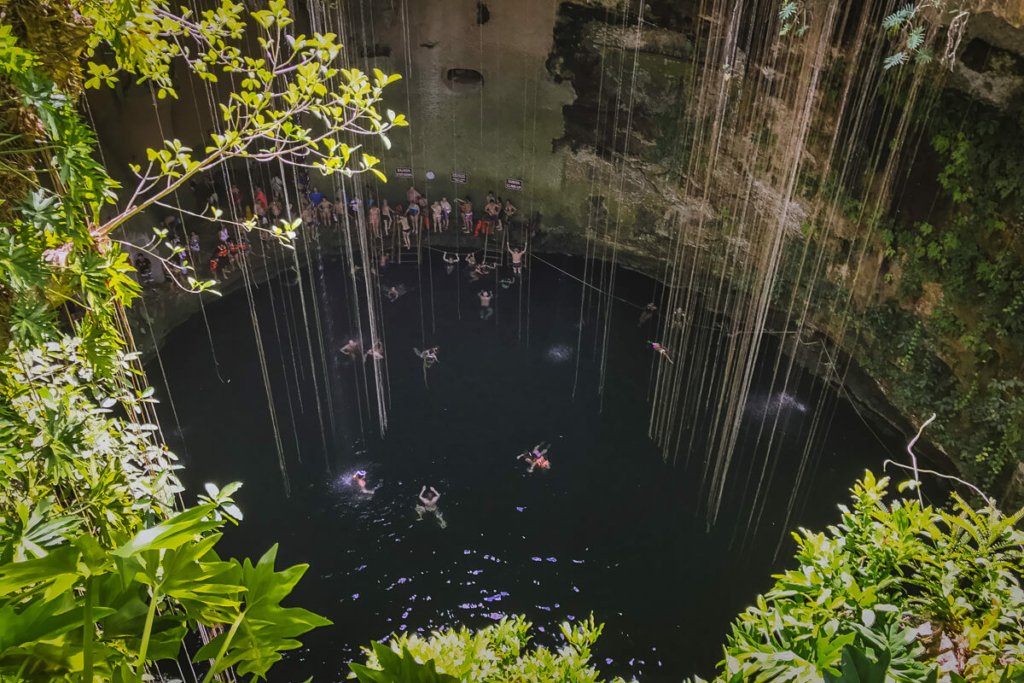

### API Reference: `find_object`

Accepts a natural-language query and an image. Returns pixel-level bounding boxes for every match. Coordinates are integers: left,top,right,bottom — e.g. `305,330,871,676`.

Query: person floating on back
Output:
518,442,551,472
352,470,378,495
648,341,674,364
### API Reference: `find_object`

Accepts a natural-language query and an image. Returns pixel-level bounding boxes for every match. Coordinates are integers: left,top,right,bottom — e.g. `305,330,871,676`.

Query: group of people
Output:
351,470,446,527
136,164,529,294
348,440,550,529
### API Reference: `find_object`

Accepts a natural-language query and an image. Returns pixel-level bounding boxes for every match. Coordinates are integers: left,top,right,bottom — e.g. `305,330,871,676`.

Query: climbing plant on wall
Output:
0,0,404,679
873,92,1024,490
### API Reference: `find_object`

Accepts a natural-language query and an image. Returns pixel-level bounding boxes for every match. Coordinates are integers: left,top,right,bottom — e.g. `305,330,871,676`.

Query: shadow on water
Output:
150,250,910,682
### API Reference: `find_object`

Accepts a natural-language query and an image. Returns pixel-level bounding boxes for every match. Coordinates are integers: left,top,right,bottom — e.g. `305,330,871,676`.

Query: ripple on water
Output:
544,343,574,364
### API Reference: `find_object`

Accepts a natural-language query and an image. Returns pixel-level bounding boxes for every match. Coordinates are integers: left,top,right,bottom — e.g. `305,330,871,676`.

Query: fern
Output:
906,25,926,51
884,51,909,70
914,46,934,65
779,1,798,21
883,3,917,30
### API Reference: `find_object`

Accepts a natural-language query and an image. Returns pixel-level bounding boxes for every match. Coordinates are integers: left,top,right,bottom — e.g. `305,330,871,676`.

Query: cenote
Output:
8,0,1024,681
150,249,904,682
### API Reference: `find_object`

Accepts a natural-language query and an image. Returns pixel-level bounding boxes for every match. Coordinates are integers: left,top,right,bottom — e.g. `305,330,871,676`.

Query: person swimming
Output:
341,339,361,357
414,346,440,368
415,485,446,528
351,470,378,495
517,443,551,472
648,341,674,364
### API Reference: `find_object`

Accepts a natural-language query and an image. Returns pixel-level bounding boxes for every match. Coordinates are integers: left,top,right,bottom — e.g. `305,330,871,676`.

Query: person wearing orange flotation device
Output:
517,442,551,472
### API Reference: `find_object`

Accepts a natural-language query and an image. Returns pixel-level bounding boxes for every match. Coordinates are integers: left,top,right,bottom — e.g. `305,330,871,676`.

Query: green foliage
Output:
350,615,632,683
881,2,945,70
0,0,406,679
875,93,1024,487
0,494,330,682
692,472,1024,682
778,1,809,38
350,642,460,683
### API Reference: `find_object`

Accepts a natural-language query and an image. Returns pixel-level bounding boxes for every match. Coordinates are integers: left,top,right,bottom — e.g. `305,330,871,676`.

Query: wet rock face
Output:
948,10,1024,105
975,0,1024,28
548,1,696,161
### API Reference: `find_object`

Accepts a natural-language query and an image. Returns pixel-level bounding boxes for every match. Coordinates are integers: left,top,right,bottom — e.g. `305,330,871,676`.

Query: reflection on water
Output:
745,391,811,419
544,343,574,364
152,253,901,682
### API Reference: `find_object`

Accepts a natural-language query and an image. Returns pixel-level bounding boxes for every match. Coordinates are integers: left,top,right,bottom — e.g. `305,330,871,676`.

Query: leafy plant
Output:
779,1,809,38
881,1,971,70
0,0,406,679
349,615,632,683
688,472,1024,682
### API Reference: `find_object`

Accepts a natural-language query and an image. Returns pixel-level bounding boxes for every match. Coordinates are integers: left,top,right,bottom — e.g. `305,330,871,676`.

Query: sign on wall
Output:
451,172,468,184
505,178,523,191
394,167,413,178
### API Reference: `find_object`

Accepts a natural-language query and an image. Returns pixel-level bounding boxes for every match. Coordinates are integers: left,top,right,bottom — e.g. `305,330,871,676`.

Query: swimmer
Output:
341,339,361,357
416,486,440,515
363,341,384,362
648,341,674,364
517,442,552,472
351,470,377,495
442,251,460,275
415,486,446,528
385,283,408,302
507,243,527,276
671,307,686,330
638,302,657,327
478,290,493,320
469,260,495,282
414,346,440,368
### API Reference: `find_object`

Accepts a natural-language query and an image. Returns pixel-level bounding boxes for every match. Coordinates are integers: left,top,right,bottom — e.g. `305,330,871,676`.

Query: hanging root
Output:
943,10,970,68
882,413,991,505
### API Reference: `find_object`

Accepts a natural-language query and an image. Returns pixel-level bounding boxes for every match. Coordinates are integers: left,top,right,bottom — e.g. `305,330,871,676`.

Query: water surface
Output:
151,248,905,681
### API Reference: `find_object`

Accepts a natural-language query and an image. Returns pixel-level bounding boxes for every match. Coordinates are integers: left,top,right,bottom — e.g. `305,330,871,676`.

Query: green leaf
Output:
349,644,460,683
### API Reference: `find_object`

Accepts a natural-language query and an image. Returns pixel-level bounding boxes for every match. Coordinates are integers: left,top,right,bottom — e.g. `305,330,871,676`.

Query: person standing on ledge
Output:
431,201,443,232
381,199,393,236
457,197,473,233
503,198,517,227
440,196,452,230
368,202,381,236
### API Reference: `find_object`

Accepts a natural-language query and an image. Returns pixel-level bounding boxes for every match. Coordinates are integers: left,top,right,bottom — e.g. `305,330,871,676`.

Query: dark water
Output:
150,248,906,682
